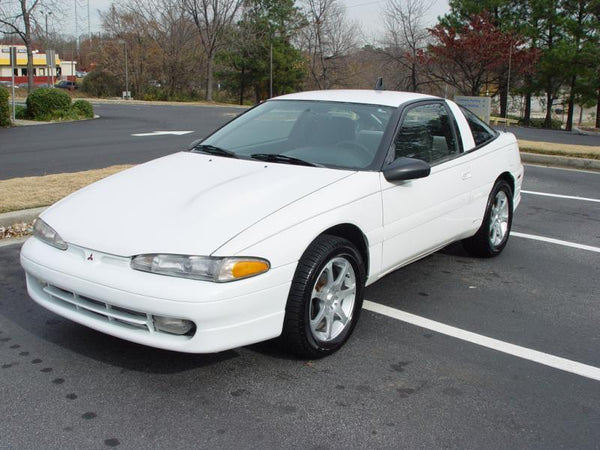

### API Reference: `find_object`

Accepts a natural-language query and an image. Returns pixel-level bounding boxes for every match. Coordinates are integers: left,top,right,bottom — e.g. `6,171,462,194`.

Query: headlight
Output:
33,218,68,250
130,254,270,282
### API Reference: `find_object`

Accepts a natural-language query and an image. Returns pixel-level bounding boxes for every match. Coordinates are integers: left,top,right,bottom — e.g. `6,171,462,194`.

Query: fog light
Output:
153,316,194,335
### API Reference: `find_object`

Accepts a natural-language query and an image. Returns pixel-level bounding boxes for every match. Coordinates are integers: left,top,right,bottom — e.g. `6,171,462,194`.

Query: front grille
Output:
35,280,194,339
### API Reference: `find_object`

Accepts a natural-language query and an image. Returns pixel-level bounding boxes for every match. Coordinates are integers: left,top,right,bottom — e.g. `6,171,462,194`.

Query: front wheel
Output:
463,179,513,257
281,235,366,359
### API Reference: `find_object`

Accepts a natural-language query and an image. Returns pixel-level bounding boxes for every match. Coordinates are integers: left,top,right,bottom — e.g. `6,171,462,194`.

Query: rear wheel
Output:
281,235,365,358
463,179,513,257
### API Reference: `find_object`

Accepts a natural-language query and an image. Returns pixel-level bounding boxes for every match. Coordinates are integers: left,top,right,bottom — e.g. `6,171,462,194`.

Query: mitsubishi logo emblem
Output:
87,253,94,261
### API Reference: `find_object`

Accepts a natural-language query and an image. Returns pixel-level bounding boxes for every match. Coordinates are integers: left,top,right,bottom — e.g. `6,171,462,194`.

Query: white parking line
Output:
363,300,600,382
512,232,600,253
522,190,600,203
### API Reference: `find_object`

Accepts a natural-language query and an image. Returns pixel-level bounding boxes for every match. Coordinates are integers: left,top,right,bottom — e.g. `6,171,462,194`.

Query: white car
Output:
20,90,523,358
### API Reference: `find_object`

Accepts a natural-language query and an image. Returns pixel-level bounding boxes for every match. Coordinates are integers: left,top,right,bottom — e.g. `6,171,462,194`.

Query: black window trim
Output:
380,99,463,170
459,105,500,153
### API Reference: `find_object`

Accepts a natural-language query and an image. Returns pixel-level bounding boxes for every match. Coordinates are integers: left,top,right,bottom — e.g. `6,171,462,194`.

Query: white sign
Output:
454,96,492,124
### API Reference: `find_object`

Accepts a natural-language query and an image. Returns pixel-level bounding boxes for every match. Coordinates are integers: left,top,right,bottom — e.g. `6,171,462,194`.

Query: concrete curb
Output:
0,207,46,228
0,237,28,248
520,152,600,171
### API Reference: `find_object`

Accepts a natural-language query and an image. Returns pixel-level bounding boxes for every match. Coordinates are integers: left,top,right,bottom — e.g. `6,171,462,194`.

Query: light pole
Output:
41,11,52,85
269,29,280,99
118,40,129,99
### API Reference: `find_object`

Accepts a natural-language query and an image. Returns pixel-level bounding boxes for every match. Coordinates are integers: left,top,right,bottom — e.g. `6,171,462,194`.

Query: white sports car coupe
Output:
21,90,523,358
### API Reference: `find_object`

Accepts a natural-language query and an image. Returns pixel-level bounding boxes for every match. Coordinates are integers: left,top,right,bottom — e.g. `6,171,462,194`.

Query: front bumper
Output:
20,237,296,353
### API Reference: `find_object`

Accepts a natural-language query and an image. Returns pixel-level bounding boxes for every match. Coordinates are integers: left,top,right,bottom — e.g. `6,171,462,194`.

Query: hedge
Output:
26,88,72,120
82,70,121,97
0,88,10,126
72,99,94,118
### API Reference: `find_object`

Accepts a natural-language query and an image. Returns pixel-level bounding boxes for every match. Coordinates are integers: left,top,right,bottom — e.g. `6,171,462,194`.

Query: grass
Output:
0,165,132,214
518,139,600,160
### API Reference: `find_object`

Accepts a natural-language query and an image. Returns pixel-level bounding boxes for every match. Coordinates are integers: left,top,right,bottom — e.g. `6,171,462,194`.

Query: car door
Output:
379,100,473,274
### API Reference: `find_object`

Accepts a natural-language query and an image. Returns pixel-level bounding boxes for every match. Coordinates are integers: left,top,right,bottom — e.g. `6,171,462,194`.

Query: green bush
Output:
520,117,563,130
15,104,28,120
0,88,10,126
71,99,94,118
26,88,71,120
82,70,121,97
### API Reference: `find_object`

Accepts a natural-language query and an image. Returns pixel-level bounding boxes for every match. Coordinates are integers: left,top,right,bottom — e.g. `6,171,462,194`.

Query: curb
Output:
0,207,46,228
520,152,600,171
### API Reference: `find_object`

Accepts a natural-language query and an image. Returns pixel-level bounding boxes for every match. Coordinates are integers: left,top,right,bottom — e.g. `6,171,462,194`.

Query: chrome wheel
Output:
489,190,509,247
309,257,357,343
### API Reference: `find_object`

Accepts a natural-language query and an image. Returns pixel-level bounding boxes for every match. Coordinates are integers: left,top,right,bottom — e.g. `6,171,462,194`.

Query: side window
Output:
393,103,458,164
460,107,497,147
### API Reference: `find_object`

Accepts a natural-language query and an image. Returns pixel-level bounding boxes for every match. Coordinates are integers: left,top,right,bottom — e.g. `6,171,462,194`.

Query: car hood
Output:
41,152,354,256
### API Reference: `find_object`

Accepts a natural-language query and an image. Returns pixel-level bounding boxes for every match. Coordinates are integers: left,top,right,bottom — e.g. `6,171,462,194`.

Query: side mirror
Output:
383,157,431,182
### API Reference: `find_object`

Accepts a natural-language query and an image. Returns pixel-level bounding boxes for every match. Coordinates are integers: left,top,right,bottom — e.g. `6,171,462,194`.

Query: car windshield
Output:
198,100,396,170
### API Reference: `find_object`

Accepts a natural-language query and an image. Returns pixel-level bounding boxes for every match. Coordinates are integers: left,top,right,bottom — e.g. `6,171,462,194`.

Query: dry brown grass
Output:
0,165,132,214
518,139,600,160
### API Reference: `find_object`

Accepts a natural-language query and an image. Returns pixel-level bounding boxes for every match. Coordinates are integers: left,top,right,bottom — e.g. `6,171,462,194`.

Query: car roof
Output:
273,89,438,107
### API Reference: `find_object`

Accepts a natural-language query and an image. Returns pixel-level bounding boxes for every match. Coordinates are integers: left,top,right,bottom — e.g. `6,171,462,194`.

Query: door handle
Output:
461,171,472,180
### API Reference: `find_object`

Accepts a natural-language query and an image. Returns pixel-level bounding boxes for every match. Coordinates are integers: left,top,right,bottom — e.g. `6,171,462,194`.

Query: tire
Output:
463,179,513,258
281,235,366,359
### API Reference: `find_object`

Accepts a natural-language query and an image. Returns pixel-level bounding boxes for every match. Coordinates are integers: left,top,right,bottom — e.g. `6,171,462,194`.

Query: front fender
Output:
212,172,384,278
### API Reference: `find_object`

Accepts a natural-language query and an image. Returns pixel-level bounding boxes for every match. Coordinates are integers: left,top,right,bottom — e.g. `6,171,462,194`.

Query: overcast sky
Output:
66,0,450,39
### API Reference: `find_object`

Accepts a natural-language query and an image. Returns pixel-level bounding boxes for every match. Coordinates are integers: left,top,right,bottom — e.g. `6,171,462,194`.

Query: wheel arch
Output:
497,171,515,196
319,223,370,276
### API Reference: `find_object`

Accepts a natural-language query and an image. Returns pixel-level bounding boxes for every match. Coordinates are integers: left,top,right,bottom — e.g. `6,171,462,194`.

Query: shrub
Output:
520,117,563,130
71,99,94,118
26,88,71,120
0,88,10,126
15,104,28,120
81,70,121,97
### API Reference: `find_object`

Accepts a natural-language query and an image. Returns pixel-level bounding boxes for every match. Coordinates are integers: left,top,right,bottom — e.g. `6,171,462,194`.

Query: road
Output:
498,125,600,146
1,164,598,449
2,102,600,180
0,103,243,180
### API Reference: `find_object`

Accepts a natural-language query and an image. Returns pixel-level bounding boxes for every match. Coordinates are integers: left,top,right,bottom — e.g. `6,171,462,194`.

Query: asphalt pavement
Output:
0,103,243,179
498,125,600,146
0,164,598,449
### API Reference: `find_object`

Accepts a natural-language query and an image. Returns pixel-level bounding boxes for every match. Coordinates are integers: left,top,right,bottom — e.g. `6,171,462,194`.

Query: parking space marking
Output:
512,232,600,253
363,300,600,382
522,190,600,203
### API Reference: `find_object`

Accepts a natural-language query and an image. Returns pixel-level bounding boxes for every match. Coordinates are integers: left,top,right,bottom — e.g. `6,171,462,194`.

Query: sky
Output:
65,0,450,39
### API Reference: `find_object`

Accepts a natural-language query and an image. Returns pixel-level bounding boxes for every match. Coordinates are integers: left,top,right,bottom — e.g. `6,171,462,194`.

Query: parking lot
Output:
0,162,597,449
1,102,599,448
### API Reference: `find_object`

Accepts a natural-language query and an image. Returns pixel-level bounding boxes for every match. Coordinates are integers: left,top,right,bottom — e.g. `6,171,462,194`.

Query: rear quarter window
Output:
460,107,498,148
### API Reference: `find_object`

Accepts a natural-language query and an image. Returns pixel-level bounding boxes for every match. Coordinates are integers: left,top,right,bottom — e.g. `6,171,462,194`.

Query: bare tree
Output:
379,0,432,91
182,0,242,101
125,0,201,97
0,0,47,92
299,0,358,89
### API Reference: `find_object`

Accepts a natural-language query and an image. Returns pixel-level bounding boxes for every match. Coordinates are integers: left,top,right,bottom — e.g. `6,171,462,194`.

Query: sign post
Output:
9,46,17,122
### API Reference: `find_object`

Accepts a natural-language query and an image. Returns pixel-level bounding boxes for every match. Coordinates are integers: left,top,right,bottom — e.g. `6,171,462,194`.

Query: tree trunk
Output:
544,91,553,129
239,67,245,105
410,62,417,92
523,92,532,126
499,84,508,118
596,87,600,129
205,53,214,101
23,8,34,93
565,75,576,132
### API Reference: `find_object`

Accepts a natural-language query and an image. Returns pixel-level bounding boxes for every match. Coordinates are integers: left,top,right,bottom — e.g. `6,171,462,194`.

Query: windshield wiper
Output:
250,153,319,167
191,144,238,158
